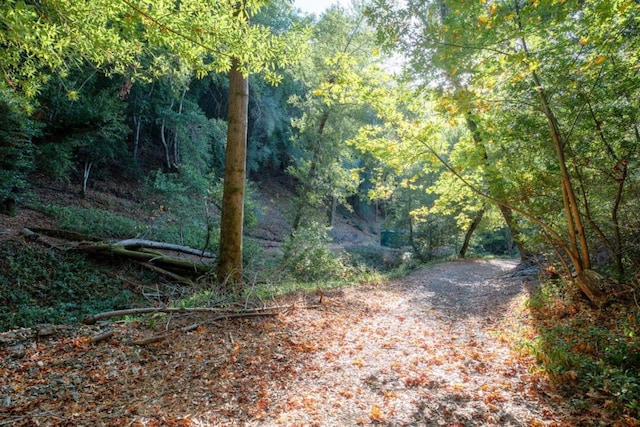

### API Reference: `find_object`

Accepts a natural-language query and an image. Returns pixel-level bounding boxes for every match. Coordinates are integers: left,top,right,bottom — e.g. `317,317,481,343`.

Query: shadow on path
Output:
399,258,529,320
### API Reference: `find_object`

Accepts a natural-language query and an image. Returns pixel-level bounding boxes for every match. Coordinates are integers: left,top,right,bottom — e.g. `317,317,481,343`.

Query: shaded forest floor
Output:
1,258,623,426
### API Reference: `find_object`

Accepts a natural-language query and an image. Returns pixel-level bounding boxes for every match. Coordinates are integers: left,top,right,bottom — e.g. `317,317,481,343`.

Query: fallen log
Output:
128,335,166,346
83,305,284,325
115,239,215,259
22,228,215,283
78,242,212,275
134,262,196,286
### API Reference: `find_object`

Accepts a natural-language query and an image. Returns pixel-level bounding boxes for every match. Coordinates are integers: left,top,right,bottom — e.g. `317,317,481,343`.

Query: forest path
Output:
0,259,576,426
267,258,569,426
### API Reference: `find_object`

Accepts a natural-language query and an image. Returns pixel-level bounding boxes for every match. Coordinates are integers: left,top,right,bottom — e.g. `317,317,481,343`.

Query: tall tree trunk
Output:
172,87,188,168
459,208,484,258
513,0,589,273
217,59,249,291
160,117,171,170
160,98,174,171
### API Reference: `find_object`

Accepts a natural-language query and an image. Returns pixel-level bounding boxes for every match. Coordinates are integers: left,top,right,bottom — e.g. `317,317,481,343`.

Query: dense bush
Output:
523,280,640,418
283,222,347,282
0,87,40,211
34,74,129,187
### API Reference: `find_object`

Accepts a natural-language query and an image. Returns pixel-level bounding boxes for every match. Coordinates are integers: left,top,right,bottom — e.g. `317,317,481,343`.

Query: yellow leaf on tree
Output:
593,55,607,65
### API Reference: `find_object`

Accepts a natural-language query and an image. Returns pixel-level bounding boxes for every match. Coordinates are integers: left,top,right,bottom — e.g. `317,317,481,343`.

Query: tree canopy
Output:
363,0,640,290
2,0,640,295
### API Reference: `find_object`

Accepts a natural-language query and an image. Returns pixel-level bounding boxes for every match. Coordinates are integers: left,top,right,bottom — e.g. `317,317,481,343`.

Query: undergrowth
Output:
37,202,216,251
0,240,145,331
522,279,640,419
38,204,141,238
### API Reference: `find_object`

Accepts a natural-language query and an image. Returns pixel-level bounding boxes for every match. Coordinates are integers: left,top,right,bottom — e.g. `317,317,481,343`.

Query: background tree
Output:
0,0,306,293
288,5,392,233
366,0,640,302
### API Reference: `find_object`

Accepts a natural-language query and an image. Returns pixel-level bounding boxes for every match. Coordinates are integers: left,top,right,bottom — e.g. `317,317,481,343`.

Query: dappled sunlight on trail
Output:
1,259,578,426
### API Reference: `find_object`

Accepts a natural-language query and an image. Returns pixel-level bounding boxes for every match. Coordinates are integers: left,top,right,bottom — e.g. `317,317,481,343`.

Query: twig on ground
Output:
0,411,65,426
90,330,115,344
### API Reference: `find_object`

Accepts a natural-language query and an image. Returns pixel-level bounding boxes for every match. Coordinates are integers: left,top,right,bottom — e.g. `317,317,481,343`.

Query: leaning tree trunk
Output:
217,59,249,291
459,208,484,258
513,1,589,274
498,205,535,262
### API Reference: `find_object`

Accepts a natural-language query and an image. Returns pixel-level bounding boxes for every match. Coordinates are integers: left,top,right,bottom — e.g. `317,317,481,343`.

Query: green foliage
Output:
33,73,129,184
142,170,217,250
0,85,40,204
365,0,640,278
39,204,141,238
247,74,301,173
0,241,141,331
0,0,307,96
345,245,414,273
287,6,389,231
282,222,347,282
523,281,640,417
471,228,514,257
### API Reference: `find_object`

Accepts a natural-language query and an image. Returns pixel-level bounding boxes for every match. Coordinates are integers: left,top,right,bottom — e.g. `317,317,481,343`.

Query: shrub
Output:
0,86,40,208
522,280,640,418
283,222,347,282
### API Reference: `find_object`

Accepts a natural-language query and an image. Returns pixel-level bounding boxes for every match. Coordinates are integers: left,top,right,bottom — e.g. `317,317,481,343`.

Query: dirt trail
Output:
0,259,574,426
268,258,567,426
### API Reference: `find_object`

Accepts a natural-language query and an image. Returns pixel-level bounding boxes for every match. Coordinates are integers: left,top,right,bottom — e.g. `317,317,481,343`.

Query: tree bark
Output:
498,205,534,262
160,98,174,170
217,59,249,290
459,208,484,258
133,114,142,162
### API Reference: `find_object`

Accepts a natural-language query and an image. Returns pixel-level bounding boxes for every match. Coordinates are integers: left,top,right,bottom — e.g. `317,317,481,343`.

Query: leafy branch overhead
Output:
360,0,640,297
1,0,308,97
